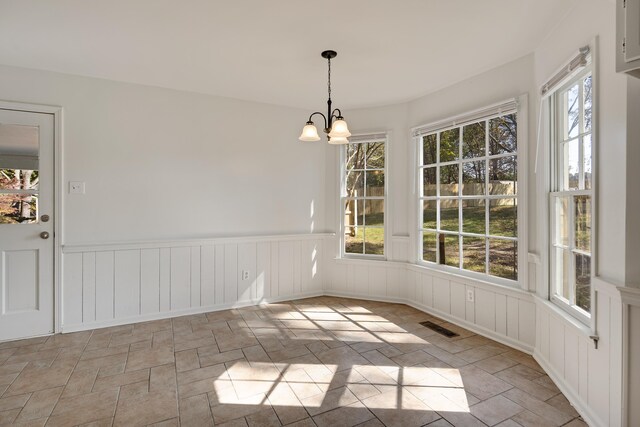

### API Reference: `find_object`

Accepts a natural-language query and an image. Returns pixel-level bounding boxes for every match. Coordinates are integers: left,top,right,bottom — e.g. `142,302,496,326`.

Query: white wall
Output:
0,64,330,244
534,0,628,286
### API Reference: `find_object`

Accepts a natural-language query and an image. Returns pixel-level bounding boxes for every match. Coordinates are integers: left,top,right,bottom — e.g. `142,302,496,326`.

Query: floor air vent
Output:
419,321,459,338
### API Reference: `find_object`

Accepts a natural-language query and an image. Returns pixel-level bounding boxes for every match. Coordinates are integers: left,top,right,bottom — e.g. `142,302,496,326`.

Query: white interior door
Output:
0,109,54,341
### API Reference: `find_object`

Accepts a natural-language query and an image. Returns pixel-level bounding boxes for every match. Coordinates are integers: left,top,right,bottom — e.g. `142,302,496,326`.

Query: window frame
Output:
548,64,595,325
339,134,388,260
413,96,528,289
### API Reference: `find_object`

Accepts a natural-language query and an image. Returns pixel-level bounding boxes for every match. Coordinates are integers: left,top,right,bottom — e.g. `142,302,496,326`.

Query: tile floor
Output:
0,297,588,426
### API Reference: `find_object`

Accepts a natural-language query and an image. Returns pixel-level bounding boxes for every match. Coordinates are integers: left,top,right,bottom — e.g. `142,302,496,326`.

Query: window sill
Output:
533,295,592,337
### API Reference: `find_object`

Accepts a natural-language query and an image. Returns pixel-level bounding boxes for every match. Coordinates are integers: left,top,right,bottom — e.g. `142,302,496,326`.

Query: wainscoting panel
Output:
534,278,623,427
61,234,328,331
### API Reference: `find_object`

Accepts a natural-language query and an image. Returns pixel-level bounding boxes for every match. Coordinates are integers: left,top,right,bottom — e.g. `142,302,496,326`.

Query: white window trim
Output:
412,95,529,290
339,132,389,260
547,59,595,326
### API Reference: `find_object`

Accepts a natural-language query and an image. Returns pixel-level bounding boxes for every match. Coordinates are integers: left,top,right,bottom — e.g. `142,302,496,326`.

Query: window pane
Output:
346,144,365,170
440,128,459,162
422,200,437,230
554,247,570,301
489,238,517,280
575,253,591,312
0,169,39,191
344,199,356,227
365,199,384,227
423,231,437,263
562,139,579,190
462,199,485,234
364,228,384,255
346,171,364,197
462,161,485,195
345,227,363,254
554,196,570,247
489,156,516,195
463,122,485,158
355,199,365,225
575,195,591,252
441,234,460,268
584,134,592,190
0,193,38,224
463,236,486,273
440,200,459,232
366,142,385,169
583,75,592,133
365,171,384,196
423,167,436,197
489,198,517,238
423,134,437,165
489,114,517,155
565,84,580,139
440,164,459,196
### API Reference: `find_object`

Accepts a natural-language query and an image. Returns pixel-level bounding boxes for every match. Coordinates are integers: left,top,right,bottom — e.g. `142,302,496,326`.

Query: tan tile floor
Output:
0,297,588,426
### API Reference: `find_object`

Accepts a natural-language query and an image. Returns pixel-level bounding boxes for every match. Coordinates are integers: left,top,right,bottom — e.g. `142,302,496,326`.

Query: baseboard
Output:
407,300,535,354
61,290,325,333
533,351,605,427
324,290,534,354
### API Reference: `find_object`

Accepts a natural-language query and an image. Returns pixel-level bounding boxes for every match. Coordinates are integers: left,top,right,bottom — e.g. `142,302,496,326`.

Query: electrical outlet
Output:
466,289,475,302
69,181,85,194
242,270,250,280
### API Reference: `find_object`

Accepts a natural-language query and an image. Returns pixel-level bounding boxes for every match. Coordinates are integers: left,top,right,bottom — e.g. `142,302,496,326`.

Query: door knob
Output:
40,231,50,239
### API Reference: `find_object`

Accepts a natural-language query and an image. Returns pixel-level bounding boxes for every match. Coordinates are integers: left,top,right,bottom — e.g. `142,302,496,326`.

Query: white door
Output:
0,109,54,341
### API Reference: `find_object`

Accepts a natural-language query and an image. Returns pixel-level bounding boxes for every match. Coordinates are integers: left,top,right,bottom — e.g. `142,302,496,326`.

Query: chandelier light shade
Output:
299,50,350,145
299,121,321,141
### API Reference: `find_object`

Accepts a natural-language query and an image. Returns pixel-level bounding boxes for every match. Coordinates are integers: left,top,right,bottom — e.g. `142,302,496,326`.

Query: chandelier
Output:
299,50,351,144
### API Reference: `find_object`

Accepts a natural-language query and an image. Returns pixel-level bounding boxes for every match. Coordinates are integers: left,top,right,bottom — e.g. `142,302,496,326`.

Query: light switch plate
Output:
69,181,85,194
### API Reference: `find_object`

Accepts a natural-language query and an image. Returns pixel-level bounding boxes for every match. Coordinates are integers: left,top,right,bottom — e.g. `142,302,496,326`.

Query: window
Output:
416,100,521,283
550,64,593,321
341,135,386,257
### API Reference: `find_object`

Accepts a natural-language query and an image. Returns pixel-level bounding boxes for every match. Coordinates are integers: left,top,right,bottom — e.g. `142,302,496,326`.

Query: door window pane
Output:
0,193,38,224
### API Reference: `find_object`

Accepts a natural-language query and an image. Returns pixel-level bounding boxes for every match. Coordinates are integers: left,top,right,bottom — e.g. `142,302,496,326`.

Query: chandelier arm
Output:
331,108,344,120
308,111,328,130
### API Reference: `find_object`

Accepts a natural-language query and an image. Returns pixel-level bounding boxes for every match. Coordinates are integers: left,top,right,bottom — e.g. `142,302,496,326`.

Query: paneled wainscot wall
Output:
62,233,628,427
62,234,327,331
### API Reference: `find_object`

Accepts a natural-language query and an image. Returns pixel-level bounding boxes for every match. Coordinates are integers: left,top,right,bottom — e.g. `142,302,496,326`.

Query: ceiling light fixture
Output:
299,50,351,144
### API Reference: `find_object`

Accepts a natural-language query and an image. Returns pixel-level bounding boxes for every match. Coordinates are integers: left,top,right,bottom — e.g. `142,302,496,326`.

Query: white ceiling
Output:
0,0,578,110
